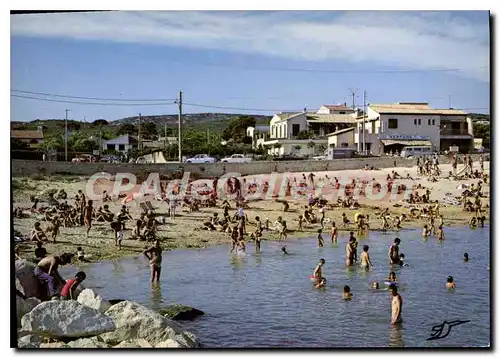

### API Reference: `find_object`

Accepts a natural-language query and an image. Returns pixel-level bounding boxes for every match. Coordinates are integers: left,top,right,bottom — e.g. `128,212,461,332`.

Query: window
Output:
414,119,417,125
428,119,431,125
292,124,300,136
339,111,346,114
432,119,435,125
388,118,398,129
371,121,376,133
118,144,125,151
418,118,421,125
365,143,371,151
341,142,349,147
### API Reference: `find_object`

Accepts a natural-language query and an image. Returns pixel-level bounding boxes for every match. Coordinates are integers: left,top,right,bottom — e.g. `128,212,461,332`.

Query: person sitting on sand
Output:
101,190,112,202
344,285,353,300
55,189,67,200
34,241,47,262
446,276,456,289
30,222,47,243
76,246,88,262
478,215,486,227
342,213,350,228
315,277,326,289
393,215,402,231
60,271,86,300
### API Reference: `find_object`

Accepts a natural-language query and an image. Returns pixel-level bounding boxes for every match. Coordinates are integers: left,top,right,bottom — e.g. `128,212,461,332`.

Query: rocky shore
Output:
15,259,203,349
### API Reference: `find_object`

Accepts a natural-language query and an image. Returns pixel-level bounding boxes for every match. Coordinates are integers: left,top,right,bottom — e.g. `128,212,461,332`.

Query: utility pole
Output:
362,90,367,155
64,109,69,161
138,113,142,152
164,120,167,149
349,88,360,153
176,91,183,163
207,128,210,145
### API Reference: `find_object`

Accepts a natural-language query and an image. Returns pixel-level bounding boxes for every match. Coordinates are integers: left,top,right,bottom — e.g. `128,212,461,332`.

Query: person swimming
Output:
343,285,353,300
398,253,409,267
387,271,397,283
371,281,380,289
464,253,469,262
446,276,456,289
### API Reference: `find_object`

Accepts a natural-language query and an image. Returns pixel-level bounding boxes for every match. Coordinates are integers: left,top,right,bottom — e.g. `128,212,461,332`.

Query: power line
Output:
11,89,176,102
183,102,301,112
11,94,176,106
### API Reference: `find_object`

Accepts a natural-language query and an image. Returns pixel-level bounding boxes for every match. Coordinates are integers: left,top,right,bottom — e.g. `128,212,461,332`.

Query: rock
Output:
16,296,42,327
67,337,110,348
21,300,115,338
16,278,25,296
100,300,187,346
113,339,154,348
39,342,69,348
15,260,40,298
108,299,125,305
17,334,43,348
77,289,112,313
154,338,187,348
158,304,205,321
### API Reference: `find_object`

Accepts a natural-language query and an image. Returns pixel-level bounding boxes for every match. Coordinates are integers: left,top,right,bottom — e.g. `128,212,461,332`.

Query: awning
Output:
381,139,432,146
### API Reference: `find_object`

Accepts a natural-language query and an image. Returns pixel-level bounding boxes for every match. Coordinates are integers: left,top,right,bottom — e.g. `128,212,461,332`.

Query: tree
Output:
140,122,157,139
117,124,137,136
11,138,28,150
317,143,327,154
221,116,256,142
92,119,109,126
297,130,315,140
473,123,490,149
41,134,64,150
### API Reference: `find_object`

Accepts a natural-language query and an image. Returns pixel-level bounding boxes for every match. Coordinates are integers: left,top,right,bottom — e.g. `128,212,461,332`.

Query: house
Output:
327,127,357,159
246,125,270,149
11,127,44,148
355,102,473,155
317,103,355,115
265,138,328,157
102,134,138,153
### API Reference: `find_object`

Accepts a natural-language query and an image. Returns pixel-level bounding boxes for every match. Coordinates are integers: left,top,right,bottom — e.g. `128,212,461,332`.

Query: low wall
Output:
11,155,480,179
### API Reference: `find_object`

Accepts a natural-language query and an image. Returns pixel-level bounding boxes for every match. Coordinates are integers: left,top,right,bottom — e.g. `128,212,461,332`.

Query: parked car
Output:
220,154,252,163
185,154,216,164
72,154,93,163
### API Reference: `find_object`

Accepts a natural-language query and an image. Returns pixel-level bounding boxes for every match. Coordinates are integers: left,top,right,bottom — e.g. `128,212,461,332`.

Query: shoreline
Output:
13,163,489,262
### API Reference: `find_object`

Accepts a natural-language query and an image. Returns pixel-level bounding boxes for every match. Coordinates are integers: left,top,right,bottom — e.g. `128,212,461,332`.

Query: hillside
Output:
11,113,272,134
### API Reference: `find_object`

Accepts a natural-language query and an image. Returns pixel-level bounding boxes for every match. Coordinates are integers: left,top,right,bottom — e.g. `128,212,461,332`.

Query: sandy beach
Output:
13,162,490,262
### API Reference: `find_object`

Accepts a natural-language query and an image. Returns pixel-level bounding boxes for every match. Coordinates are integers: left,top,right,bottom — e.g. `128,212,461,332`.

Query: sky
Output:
10,10,491,122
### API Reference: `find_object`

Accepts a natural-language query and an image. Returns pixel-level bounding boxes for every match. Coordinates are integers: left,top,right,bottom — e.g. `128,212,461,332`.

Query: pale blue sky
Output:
10,11,490,122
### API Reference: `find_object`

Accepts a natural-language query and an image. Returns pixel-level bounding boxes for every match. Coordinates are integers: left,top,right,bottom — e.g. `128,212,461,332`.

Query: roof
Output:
104,134,138,145
369,103,468,115
321,104,351,111
306,113,357,124
11,130,44,140
327,127,356,137
249,125,270,132
273,112,305,121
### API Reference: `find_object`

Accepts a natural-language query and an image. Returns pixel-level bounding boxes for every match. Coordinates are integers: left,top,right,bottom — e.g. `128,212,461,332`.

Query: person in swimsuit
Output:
330,222,338,244
360,245,373,270
343,285,353,300
314,277,326,289
281,246,289,255
312,258,325,283
30,222,47,243
387,271,397,283
83,200,93,239
436,224,445,240
317,229,324,248
390,285,403,324
346,236,357,267
297,215,304,232
60,271,86,300
388,238,401,265
34,254,70,300
446,276,456,289
372,281,380,290
143,239,162,283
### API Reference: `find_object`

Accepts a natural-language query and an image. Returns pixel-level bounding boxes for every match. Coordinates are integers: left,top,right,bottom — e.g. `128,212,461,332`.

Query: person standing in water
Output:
330,222,338,244
446,276,456,289
361,245,373,270
464,253,469,262
143,239,162,283
317,229,324,248
388,238,401,265
390,285,403,325
436,224,445,241
346,237,356,267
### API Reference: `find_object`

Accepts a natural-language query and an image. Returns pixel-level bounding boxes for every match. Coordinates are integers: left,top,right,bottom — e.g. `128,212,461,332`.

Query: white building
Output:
265,139,328,157
355,102,472,155
246,125,270,149
316,103,355,115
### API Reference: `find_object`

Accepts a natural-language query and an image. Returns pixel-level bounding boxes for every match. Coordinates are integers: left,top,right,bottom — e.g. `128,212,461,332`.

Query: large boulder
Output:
17,334,43,348
15,260,40,298
67,336,110,348
16,296,42,327
100,300,192,347
158,304,205,321
77,289,112,313
154,338,188,348
21,300,115,339
39,342,69,348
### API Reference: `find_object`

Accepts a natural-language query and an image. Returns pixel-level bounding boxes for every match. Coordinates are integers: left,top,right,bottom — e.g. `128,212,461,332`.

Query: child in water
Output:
436,224,445,240
360,245,373,270
343,285,353,300
330,222,338,244
281,246,289,255
387,271,397,283
60,271,86,300
446,276,456,289
317,229,324,248
312,259,325,282
398,253,409,266
314,277,326,289
371,281,380,290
